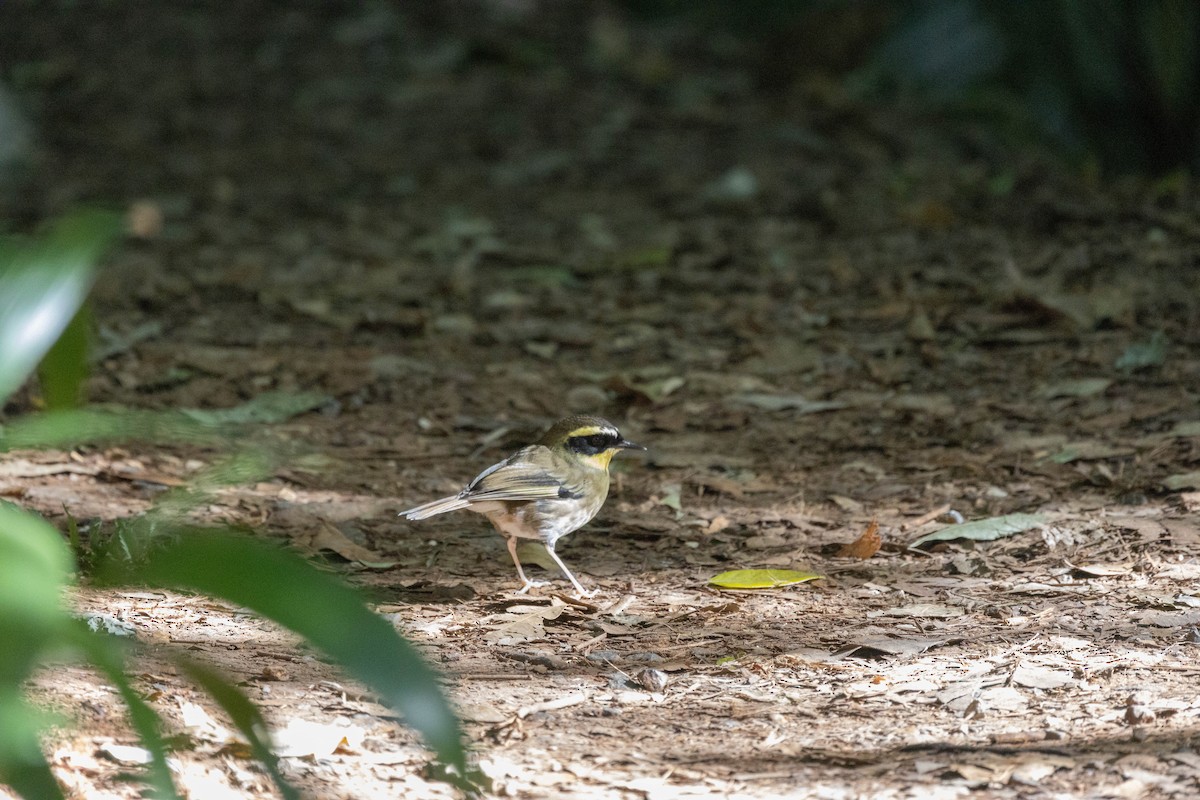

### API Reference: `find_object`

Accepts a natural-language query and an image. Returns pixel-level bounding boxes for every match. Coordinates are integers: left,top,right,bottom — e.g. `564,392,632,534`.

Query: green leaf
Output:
70,626,178,799
180,390,331,425
0,722,64,798
0,503,72,681
1115,331,1167,371
1163,472,1200,491
37,303,91,409
0,504,72,797
0,688,65,800
0,408,218,451
708,569,822,589
909,513,1047,548
0,209,122,405
98,530,469,782
170,655,298,800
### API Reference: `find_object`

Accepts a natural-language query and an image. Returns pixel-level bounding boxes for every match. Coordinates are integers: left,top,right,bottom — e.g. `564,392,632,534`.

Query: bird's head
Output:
540,415,645,470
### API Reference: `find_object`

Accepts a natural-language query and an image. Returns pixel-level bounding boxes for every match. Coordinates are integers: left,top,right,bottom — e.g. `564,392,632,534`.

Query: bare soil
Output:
4,3,1200,798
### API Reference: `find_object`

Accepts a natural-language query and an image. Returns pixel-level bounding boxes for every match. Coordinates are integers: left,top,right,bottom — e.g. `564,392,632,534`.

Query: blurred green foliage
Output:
0,210,118,406
867,0,1200,173
0,215,473,797
620,0,1200,174
36,305,91,410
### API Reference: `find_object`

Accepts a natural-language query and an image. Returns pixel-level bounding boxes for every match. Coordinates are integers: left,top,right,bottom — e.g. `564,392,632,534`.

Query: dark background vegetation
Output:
4,0,1200,229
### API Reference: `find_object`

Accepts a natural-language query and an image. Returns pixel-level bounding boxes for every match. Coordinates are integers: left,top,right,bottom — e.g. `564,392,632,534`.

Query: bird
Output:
400,415,644,596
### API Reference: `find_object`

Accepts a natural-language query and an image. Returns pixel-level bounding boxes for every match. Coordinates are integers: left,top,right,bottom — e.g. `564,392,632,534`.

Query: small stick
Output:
516,691,588,719
575,631,608,653
602,594,637,616
550,592,600,612
902,503,953,531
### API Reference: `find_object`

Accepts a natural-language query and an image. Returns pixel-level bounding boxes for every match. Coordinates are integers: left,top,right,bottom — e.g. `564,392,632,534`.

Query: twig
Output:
902,504,953,531
575,631,609,654
550,592,600,612
516,691,588,719
602,594,637,616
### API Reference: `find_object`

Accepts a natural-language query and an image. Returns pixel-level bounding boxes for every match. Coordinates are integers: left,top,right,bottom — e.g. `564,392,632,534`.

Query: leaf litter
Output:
10,4,1200,799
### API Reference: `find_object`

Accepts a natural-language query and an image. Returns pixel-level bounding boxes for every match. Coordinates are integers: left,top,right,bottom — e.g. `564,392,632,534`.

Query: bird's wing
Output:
401,446,578,520
461,446,580,503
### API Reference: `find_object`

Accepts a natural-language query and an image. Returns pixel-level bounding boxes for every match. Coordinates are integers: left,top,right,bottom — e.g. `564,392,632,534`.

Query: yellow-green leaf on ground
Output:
708,569,822,589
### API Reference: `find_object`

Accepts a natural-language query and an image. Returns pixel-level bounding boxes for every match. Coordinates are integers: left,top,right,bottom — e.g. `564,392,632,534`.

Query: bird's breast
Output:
479,488,607,545
538,494,605,541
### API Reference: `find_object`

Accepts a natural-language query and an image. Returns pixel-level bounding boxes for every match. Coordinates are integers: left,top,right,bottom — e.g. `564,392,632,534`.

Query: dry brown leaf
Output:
828,494,864,512
1066,561,1133,578
704,515,732,535
870,603,963,618
838,518,881,559
272,719,365,758
483,604,567,645
689,474,746,498
1011,663,1074,689
904,199,956,230
126,199,164,239
292,521,396,568
906,308,936,342
604,372,684,405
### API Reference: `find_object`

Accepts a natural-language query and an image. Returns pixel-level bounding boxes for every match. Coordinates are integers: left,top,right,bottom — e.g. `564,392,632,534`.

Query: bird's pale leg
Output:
506,536,548,594
544,543,595,598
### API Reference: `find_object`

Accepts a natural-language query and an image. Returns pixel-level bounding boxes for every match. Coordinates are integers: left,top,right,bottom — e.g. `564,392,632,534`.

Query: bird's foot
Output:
514,579,551,595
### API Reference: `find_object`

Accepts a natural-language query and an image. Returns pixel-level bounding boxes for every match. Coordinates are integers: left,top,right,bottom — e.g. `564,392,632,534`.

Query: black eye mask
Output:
567,431,619,456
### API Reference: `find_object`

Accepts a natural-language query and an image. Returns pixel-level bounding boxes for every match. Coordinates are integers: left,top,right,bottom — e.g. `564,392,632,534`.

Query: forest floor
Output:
4,3,1200,799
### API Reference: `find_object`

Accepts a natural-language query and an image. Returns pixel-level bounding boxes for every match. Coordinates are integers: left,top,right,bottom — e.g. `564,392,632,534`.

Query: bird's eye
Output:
588,434,609,448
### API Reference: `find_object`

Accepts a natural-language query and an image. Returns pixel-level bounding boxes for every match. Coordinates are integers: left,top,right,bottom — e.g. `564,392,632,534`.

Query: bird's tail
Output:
400,494,471,520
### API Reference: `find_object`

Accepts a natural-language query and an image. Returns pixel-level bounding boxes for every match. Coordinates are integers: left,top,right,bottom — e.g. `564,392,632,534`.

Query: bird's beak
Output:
616,438,646,451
